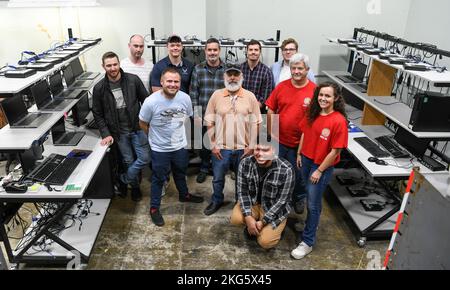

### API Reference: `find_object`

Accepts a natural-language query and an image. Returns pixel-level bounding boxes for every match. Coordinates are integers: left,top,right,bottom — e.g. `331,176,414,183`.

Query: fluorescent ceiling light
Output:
7,0,100,7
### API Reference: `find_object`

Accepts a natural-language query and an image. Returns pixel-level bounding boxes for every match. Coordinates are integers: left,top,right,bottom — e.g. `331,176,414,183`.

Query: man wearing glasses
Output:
271,38,316,85
203,64,262,216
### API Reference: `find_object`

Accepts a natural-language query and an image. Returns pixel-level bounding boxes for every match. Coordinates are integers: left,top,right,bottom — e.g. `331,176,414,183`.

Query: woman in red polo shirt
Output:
291,82,348,260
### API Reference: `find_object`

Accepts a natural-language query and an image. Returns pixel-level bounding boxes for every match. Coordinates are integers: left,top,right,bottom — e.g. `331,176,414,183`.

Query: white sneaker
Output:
161,180,169,197
291,242,313,260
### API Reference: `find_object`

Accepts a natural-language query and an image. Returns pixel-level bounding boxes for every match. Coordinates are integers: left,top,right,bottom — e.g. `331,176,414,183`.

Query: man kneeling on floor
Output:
231,143,294,249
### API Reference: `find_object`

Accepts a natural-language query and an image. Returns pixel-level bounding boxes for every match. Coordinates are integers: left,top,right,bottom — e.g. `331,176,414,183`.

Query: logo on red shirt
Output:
303,98,311,107
320,128,331,141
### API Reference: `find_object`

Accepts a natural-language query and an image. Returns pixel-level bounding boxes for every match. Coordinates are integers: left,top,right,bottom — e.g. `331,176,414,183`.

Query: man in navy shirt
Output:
150,35,194,94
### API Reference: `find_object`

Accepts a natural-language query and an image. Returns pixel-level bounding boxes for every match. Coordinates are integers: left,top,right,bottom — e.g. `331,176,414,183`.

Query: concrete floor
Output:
1,160,388,270
85,166,388,270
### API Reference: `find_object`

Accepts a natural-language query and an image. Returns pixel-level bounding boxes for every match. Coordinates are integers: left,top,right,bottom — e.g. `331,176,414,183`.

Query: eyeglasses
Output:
282,48,297,52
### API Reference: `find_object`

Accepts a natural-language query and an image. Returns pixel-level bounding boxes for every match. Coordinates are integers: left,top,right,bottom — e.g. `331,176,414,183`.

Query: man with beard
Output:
190,38,226,184
92,51,150,202
121,34,153,93
231,143,294,249
240,39,274,114
139,68,204,226
203,64,262,216
266,53,316,215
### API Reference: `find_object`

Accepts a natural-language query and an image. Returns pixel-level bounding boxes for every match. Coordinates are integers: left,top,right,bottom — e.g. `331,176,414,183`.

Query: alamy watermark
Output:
367,0,381,15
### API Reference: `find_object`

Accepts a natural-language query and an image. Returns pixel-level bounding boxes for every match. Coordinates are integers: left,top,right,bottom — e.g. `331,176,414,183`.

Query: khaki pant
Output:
230,203,287,249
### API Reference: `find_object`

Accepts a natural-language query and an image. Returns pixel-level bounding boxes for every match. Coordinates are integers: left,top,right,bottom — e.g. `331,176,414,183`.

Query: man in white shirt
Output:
121,34,153,93
271,38,315,86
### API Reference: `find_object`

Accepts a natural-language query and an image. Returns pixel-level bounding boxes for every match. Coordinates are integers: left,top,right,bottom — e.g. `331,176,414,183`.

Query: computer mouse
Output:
376,159,388,166
73,152,86,158
368,157,378,162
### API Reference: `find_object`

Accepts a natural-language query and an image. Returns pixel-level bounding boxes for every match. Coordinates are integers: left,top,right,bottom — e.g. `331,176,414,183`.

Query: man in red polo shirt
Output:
265,53,316,214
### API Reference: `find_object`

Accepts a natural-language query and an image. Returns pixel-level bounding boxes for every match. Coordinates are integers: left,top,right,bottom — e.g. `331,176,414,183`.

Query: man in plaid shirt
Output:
231,143,294,249
190,38,226,184
240,40,275,114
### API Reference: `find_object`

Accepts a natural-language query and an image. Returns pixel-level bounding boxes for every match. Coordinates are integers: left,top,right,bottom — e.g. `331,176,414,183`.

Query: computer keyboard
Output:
353,137,390,158
26,153,81,185
375,135,410,158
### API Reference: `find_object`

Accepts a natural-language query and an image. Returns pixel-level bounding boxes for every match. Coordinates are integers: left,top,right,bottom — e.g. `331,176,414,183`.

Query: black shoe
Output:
150,208,165,226
293,199,305,215
243,227,257,241
117,179,128,198
179,193,204,203
131,187,142,202
203,202,223,216
196,172,207,183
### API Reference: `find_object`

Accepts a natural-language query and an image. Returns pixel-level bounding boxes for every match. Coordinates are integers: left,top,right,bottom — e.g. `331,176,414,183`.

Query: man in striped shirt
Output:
240,39,274,114
121,34,153,93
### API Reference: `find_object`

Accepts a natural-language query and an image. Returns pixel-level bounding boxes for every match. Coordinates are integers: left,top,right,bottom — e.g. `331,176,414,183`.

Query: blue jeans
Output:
151,148,189,209
300,155,334,247
117,131,150,188
211,149,244,204
200,126,211,174
278,143,306,202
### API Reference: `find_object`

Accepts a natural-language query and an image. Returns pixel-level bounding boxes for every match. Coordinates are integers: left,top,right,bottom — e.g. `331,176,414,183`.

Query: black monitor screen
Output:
351,61,367,81
31,79,52,108
72,93,90,126
1,95,28,124
410,92,450,132
63,65,75,87
70,58,84,78
51,117,66,140
394,126,429,158
49,71,64,96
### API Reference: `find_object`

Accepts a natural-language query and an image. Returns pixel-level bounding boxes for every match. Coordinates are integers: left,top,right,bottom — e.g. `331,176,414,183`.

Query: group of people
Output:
91,34,348,260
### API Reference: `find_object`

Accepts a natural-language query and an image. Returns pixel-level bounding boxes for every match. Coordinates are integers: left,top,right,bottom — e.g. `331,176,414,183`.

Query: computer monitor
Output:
1,95,28,125
63,65,75,87
49,71,64,96
409,91,450,132
351,61,367,82
31,79,52,108
51,117,66,141
19,141,44,174
394,126,429,158
70,58,84,78
72,92,90,126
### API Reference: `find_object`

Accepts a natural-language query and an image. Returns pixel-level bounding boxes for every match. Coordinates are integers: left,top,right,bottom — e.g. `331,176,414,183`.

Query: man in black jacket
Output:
92,51,150,201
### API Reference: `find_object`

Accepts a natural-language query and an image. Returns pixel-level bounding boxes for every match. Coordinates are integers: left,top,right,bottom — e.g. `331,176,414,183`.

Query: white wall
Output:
404,0,450,69
205,0,412,74
0,0,172,72
2,0,449,77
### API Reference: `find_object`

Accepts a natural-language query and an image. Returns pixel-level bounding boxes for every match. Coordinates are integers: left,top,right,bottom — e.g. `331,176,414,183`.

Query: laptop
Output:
70,58,100,80
49,71,85,99
51,117,85,146
0,95,51,128
409,92,450,132
349,82,368,93
63,65,93,89
31,79,73,112
336,61,367,83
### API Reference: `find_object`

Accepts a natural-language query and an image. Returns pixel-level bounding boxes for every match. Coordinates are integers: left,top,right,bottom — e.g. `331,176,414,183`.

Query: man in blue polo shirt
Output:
150,35,194,94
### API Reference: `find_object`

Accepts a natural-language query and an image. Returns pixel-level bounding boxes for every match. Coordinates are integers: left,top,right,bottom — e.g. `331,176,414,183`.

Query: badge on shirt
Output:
303,98,311,107
320,128,331,141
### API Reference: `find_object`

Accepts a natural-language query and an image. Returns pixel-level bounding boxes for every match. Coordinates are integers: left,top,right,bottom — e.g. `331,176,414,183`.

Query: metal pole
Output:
151,27,156,65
